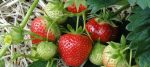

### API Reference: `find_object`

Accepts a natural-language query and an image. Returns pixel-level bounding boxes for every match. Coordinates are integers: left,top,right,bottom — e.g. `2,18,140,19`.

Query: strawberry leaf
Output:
128,0,150,9
126,6,150,67
126,7,150,31
29,60,47,67
87,0,128,13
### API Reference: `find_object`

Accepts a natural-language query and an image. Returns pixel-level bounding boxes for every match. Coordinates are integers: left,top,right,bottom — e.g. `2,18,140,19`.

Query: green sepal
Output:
111,53,120,59
75,0,87,12
76,26,83,34
67,24,75,33
120,35,126,47
108,41,120,49
64,0,74,8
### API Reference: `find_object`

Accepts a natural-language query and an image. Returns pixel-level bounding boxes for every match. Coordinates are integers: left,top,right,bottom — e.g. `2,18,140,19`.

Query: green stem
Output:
0,45,10,58
109,4,130,19
76,16,80,32
82,13,93,42
46,21,56,41
82,13,86,31
129,49,132,67
20,0,39,28
46,59,54,67
46,61,50,67
20,54,39,59
122,47,129,53
50,59,54,67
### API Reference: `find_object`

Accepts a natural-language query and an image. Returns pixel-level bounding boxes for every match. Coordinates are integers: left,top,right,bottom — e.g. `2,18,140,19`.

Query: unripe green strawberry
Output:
89,42,105,65
10,27,24,44
102,43,129,67
44,2,67,24
37,41,57,60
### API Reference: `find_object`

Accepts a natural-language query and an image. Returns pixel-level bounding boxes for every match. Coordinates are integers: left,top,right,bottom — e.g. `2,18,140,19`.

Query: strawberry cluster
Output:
0,0,131,67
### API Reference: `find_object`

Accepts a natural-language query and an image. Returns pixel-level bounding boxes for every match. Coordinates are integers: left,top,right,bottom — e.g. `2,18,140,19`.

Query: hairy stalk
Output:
46,21,55,41
20,54,39,59
76,16,80,32
46,61,50,67
46,59,54,67
20,0,39,28
50,59,54,67
0,45,10,58
82,13,86,31
129,49,132,67
122,47,129,53
82,13,93,42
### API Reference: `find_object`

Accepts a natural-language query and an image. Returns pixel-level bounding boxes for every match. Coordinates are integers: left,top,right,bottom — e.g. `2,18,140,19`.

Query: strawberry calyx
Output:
95,17,117,28
92,8,117,27
67,24,83,34
106,35,129,66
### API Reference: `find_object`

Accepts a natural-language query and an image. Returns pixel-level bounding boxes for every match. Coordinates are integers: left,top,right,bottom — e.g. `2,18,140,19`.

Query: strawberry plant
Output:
0,0,150,67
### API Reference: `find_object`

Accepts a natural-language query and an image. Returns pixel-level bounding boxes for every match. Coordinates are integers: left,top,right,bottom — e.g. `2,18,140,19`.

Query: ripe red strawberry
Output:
64,0,87,13
86,18,118,43
30,16,60,44
58,33,92,66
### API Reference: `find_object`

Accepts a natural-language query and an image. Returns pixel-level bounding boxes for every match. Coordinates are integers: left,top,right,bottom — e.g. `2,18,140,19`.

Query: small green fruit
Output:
37,41,57,60
89,42,105,65
44,2,67,24
10,27,24,44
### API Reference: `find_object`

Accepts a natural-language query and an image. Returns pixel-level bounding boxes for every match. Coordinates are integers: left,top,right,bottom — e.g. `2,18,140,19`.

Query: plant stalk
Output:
82,13,93,42
76,16,80,32
129,49,132,67
0,45,10,58
82,13,86,31
20,0,39,28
